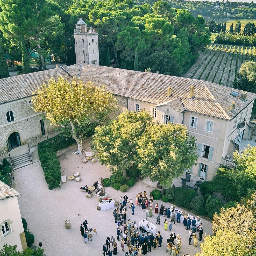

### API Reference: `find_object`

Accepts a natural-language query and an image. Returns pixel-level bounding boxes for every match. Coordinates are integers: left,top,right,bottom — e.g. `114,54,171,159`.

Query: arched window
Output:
6,111,14,122
1,220,11,237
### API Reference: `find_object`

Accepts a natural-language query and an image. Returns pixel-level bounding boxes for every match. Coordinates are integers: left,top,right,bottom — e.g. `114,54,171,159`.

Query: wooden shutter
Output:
208,147,214,161
170,116,174,122
198,164,201,177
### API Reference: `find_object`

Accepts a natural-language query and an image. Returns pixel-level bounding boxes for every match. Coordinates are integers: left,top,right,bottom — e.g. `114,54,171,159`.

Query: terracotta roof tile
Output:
0,64,255,120
0,180,19,200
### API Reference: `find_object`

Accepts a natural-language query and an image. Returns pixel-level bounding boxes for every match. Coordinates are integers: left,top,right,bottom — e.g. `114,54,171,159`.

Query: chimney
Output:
240,92,247,101
230,101,235,111
190,86,195,99
167,87,172,97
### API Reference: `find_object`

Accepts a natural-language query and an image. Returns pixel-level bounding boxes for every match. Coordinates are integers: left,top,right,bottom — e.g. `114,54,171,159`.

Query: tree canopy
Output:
92,110,197,186
32,76,117,154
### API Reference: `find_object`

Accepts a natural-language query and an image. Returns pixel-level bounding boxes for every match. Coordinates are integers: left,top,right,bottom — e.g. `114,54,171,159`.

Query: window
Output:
206,120,213,133
152,108,157,118
92,39,94,42
198,143,214,161
135,104,140,112
202,145,210,158
190,116,197,129
6,111,14,122
164,115,174,124
199,163,207,180
1,221,11,237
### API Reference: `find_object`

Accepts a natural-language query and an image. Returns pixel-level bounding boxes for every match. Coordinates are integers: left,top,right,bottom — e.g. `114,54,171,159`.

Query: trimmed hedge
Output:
127,178,136,187
102,178,111,187
38,134,75,190
151,189,162,200
172,187,197,209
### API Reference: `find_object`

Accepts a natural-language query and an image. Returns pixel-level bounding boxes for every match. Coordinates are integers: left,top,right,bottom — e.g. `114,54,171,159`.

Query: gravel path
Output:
14,142,212,256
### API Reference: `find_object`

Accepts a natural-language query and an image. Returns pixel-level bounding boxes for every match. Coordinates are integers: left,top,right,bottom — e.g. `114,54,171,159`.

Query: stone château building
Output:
0,19,255,180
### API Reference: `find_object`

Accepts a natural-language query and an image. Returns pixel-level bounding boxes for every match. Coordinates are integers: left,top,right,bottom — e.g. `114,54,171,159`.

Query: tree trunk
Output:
111,40,119,66
70,121,82,154
21,38,30,73
37,44,45,70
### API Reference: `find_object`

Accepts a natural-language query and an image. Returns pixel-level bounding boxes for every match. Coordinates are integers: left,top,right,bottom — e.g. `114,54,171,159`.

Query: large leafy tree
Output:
32,76,117,154
0,44,9,78
93,110,197,184
196,203,256,256
0,0,64,73
137,122,197,187
92,110,153,176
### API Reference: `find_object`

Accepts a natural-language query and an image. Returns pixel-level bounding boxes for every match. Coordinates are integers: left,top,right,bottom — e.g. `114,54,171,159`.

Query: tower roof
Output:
77,18,86,25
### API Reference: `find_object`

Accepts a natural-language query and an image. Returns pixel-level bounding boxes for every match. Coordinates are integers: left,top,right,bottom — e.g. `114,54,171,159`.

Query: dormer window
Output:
6,111,14,122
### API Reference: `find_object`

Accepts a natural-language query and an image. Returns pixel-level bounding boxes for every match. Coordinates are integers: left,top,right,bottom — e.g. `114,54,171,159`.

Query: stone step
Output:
11,152,33,170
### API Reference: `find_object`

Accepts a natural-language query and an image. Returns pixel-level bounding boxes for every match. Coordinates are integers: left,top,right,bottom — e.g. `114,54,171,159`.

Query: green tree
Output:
0,44,9,78
93,110,197,185
92,110,153,176
234,20,241,34
0,0,64,73
137,123,197,187
0,245,44,256
32,77,117,154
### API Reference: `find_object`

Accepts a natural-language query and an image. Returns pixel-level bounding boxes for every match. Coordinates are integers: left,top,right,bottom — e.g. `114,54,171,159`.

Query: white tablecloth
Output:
139,219,157,235
99,200,115,211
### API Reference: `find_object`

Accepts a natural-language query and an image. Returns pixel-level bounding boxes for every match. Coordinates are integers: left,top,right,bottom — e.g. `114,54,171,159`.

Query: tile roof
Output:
0,64,255,120
0,180,19,200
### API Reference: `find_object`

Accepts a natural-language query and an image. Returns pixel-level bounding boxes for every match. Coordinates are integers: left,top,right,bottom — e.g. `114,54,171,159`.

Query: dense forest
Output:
0,0,210,76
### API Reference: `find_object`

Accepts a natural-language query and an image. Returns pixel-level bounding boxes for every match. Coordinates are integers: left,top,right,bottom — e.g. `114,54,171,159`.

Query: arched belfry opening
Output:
8,132,21,151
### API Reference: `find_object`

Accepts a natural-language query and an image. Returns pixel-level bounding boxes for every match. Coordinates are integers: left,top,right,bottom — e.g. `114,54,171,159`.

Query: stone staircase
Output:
10,152,33,170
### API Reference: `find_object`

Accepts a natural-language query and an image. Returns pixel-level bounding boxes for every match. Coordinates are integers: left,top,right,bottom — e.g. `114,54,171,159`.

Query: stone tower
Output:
74,18,99,65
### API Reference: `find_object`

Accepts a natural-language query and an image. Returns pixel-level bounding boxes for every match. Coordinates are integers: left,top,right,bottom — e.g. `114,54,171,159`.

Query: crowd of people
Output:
79,187,204,255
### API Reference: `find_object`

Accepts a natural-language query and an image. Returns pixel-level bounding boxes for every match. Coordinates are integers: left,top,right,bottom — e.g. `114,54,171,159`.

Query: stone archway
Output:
8,132,21,151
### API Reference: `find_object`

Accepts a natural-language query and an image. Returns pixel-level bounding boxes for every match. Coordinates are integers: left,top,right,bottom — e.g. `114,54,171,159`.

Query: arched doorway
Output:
8,132,21,151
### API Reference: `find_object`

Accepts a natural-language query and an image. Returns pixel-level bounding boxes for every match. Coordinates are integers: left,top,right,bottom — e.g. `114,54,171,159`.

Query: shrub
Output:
25,231,34,247
126,178,136,187
164,188,175,201
113,183,121,190
0,159,12,186
172,187,197,209
200,181,214,196
162,195,169,203
151,189,162,200
22,218,27,231
120,184,129,192
126,166,141,179
102,178,111,187
110,172,126,185
189,195,205,215
205,195,223,219
38,134,75,190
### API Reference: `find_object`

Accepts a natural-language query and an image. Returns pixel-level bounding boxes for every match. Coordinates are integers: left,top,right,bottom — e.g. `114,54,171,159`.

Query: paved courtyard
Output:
13,142,212,256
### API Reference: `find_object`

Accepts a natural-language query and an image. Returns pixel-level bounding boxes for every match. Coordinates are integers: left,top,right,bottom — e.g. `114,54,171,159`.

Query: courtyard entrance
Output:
8,132,21,151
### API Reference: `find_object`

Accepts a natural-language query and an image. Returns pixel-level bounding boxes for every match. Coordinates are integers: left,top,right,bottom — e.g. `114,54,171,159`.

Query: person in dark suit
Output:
187,217,191,230
80,224,84,237
192,217,196,227
103,244,107,256
106,237,111,250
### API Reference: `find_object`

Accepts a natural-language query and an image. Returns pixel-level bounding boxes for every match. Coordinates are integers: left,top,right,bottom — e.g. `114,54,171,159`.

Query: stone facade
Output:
74,18,99,65
0,96,53,159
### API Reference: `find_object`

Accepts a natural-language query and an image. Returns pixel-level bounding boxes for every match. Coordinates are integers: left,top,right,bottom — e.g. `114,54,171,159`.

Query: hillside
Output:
184,44,256,87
